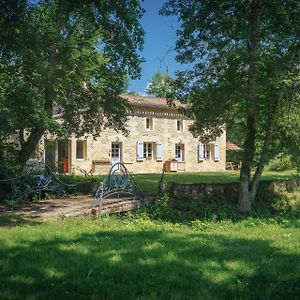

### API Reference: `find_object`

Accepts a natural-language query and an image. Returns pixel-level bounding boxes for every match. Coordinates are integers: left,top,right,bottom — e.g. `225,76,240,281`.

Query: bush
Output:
56,174,103,195
144,194,186,222
267,154,294,172
143,194,243,223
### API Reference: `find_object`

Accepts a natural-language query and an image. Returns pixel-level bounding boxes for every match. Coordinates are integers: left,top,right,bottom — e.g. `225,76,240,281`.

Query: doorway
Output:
58,140,70,173
111,142,121,171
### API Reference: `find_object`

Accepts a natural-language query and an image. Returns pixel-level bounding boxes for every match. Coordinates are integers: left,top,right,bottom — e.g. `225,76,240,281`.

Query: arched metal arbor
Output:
92,162,142,214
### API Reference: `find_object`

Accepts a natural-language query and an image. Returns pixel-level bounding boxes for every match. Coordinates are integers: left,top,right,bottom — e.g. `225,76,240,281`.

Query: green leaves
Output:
0,0,144,165
146,71,174,98
161,0,300,154
161,0,300,209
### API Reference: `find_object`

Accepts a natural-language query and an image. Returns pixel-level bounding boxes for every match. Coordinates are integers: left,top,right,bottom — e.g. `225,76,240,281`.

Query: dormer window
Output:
146,117,153,130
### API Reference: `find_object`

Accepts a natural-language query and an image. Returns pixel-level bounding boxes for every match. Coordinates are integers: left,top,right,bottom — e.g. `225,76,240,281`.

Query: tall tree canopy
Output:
0,0,144,168
146,70,173,98
161,0,300,211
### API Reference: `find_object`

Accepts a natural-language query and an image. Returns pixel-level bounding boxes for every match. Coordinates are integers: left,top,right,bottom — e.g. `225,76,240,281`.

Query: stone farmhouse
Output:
42,94,226,174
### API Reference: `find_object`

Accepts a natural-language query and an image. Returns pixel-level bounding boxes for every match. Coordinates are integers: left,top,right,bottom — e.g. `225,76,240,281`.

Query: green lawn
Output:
133,171,295,195
0,216,299,299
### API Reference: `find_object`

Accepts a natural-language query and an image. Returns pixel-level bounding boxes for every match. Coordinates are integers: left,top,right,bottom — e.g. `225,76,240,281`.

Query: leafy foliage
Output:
0,0,144,168
267,154,294,172
161,0,300,211
146,70,174,98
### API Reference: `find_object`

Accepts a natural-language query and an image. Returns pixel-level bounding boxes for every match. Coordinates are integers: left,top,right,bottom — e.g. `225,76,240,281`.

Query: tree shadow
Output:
0,227,299,299
0,212,42,227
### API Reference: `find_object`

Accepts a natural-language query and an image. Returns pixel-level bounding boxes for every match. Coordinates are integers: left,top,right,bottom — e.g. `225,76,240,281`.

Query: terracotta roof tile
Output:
226,142,242,151
122,94,182,109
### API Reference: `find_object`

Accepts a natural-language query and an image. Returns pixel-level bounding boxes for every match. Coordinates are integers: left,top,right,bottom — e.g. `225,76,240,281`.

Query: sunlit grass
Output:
0,216,299,299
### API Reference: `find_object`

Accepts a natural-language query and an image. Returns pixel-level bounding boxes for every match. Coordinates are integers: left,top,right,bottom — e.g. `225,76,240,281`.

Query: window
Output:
175,144,184,161
137,141,162,161
199,143,220,161
143,142,153,159
176,120,183,132
205,144,211,160
146,117,153,130
76,140,87,159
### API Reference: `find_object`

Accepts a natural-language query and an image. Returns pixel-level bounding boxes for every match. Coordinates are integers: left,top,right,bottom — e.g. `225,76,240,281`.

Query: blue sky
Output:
128,0,181,95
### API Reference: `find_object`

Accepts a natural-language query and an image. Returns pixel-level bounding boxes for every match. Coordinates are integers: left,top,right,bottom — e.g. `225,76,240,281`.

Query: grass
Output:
132,171,296,195
0,215,299,299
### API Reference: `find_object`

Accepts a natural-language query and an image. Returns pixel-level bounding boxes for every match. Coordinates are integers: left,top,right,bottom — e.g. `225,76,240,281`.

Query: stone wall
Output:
168,178,300,208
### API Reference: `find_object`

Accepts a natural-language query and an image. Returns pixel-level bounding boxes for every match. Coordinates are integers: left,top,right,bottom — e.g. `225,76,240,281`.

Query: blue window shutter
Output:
137,141,144,161
199,143,204,161
214,143,220,161
156,142,163,161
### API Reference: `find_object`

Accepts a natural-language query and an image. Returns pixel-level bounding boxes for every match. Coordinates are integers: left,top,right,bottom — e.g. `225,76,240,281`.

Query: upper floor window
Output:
177,120,183,132
146,117,153,130
76,140,87,160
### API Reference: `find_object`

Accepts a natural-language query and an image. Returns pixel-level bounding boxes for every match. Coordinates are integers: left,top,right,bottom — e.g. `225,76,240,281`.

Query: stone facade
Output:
43,96,226,174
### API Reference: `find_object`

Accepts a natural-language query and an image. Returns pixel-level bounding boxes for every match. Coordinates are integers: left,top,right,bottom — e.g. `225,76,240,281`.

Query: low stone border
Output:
168,178,300,205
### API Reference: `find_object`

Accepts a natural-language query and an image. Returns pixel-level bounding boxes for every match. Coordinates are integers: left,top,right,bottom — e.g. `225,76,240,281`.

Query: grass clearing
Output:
0,215,299,299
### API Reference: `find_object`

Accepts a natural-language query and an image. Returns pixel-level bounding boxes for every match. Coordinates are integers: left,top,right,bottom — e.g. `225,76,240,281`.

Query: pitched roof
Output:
226,142,242,151
122,94,182,109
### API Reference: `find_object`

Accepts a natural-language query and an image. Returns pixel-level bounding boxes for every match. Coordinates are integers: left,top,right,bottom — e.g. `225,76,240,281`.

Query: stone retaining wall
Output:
168,178,300,206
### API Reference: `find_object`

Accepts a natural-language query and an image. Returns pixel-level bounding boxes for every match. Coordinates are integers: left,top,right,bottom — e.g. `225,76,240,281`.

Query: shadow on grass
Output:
0,227,299,299
0,212,42,227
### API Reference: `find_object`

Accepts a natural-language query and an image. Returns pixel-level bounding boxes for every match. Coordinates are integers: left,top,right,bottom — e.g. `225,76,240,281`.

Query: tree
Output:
0,0,144,169
161,0,300,212
146,70,173,98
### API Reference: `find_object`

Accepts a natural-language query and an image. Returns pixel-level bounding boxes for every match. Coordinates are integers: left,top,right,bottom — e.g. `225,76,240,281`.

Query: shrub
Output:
56,174,102,195
145,194,185,222
267,154,294,172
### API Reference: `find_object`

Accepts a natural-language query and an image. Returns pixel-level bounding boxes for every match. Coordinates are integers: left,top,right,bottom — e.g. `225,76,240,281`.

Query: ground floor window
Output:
76,140,87,160
199,143,220,161
205,144,211,160
175,144,184,161
143,142,153,159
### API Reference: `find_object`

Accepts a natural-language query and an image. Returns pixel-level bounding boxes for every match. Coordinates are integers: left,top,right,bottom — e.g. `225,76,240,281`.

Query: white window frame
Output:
143,142,153,159
175,144,184,162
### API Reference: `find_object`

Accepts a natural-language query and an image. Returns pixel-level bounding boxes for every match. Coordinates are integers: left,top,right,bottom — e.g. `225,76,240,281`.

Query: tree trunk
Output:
239,165,251,212
18,3,64,168
238,0,261,212
18,127,45,166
